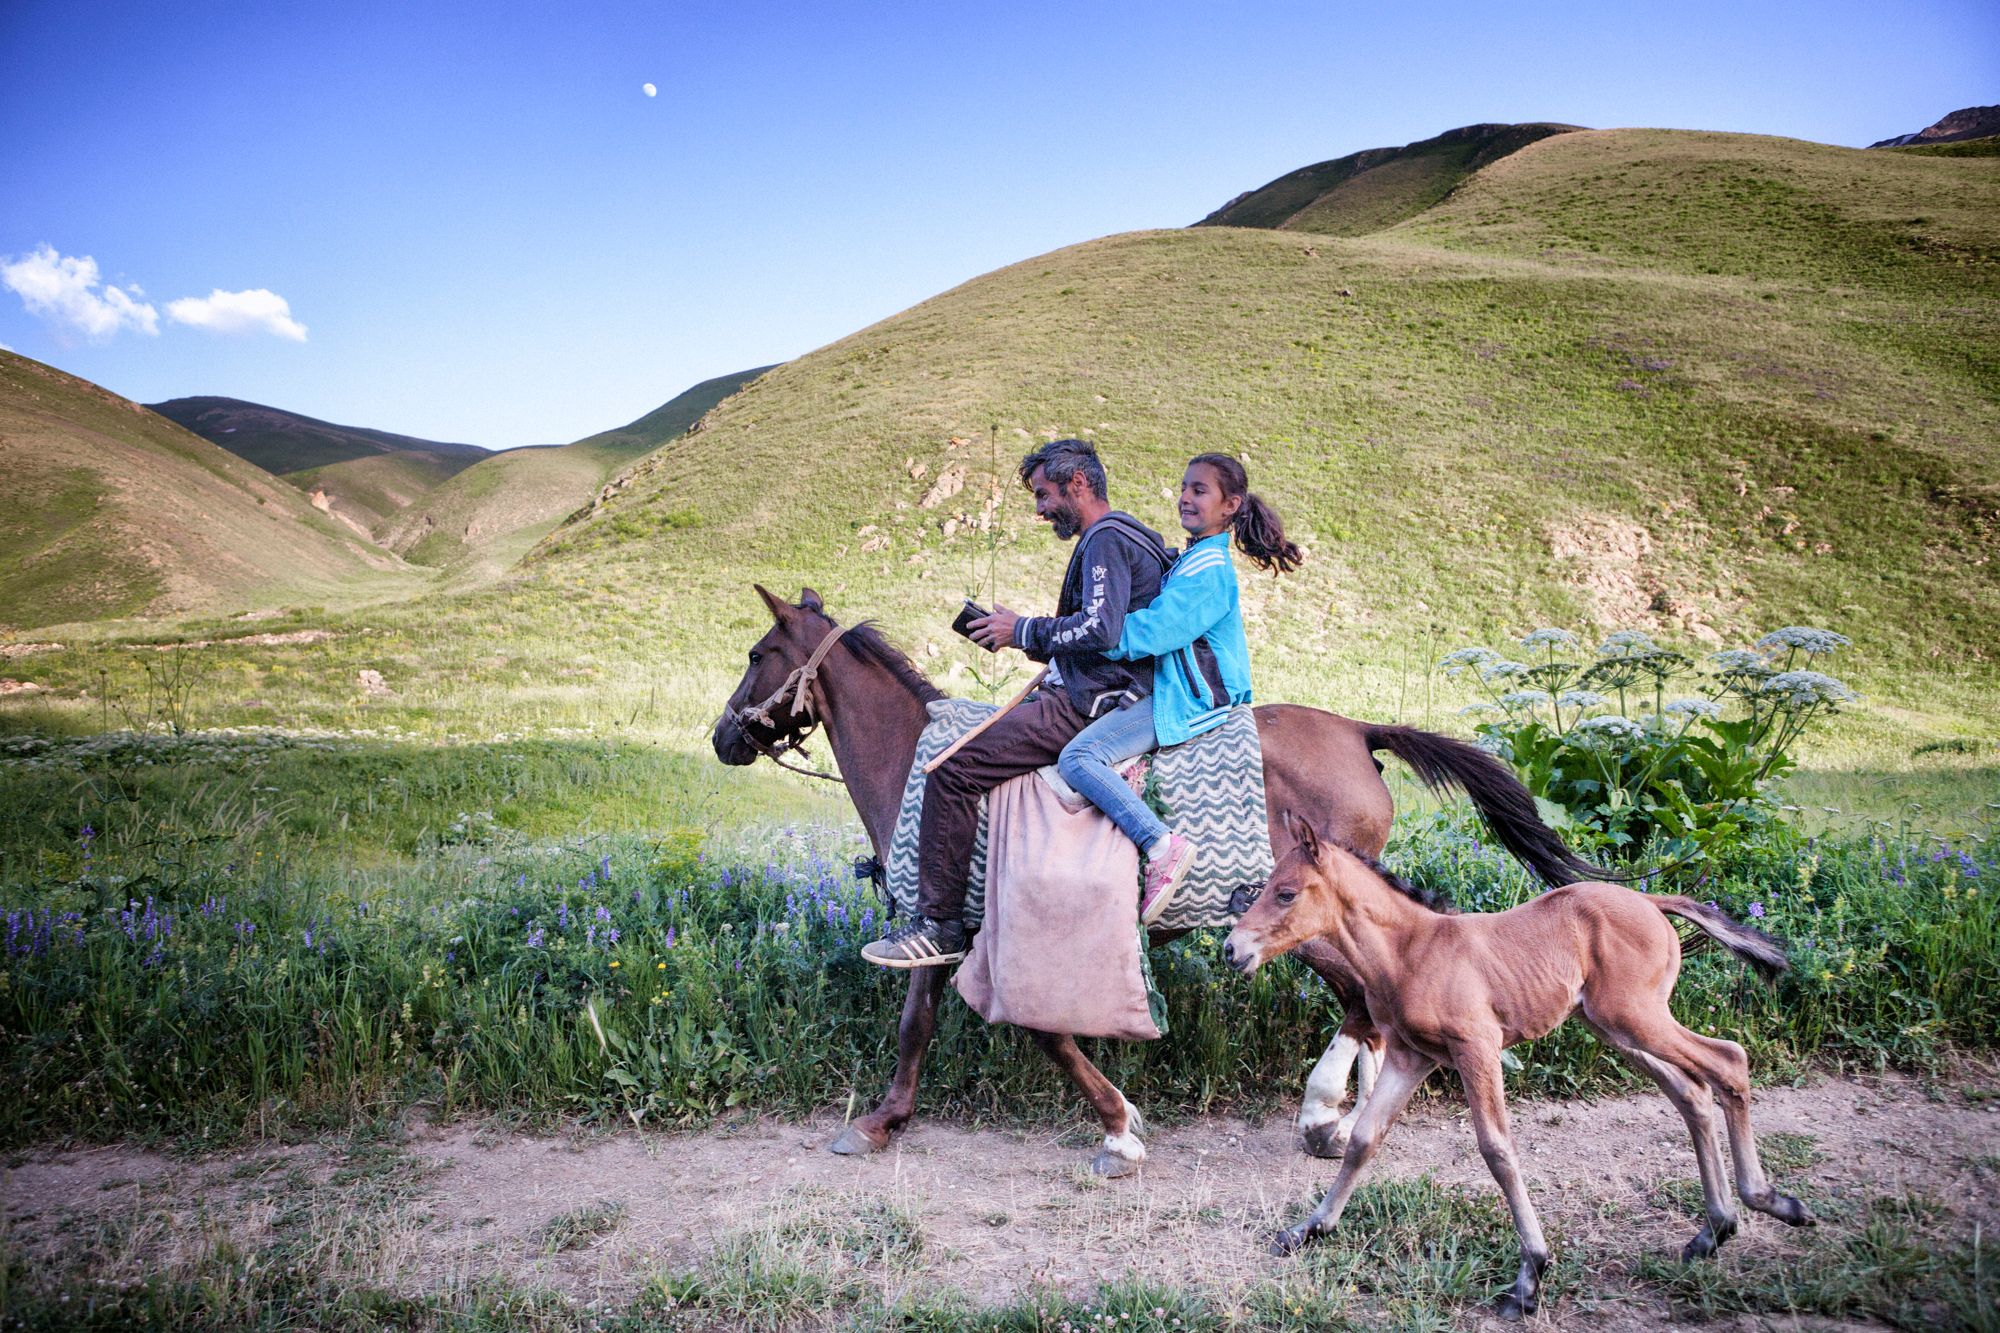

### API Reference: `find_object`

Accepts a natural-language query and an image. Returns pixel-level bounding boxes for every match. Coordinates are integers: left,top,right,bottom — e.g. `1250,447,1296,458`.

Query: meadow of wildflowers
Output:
1,750,1993,1146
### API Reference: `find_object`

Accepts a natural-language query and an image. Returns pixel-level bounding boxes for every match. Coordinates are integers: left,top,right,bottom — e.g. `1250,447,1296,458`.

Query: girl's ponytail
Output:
1233,491,1303,574
1188,451,1302,575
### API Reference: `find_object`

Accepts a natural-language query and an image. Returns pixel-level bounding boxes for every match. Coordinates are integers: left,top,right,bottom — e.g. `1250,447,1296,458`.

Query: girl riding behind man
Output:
1055,452,1302,924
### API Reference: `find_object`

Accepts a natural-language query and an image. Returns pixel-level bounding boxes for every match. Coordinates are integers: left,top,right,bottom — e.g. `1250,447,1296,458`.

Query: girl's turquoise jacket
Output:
1106,532,1253,745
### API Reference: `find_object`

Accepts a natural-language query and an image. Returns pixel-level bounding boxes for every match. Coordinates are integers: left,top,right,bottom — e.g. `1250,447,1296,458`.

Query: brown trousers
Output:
916,690,1089,922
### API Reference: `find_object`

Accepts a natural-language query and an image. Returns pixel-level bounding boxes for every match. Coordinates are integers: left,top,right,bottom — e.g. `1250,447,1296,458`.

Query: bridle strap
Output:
731,621,855,783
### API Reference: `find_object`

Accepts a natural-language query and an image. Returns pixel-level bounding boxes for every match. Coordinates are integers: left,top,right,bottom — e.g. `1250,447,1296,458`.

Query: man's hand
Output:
968,604,1021,652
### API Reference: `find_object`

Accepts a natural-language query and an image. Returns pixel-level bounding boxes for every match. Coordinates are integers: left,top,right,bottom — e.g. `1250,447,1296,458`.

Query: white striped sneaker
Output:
861,917,967,969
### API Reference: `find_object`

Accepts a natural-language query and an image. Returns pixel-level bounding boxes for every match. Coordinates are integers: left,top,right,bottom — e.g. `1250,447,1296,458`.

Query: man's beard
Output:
1047,502,1083,540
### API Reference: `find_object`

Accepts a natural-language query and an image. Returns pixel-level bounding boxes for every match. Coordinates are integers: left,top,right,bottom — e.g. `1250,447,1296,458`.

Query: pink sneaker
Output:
1140,833,1197,926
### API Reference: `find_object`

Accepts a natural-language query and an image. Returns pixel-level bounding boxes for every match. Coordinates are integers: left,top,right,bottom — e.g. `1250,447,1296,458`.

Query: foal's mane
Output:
1333,838,1455,915
809,609,946,704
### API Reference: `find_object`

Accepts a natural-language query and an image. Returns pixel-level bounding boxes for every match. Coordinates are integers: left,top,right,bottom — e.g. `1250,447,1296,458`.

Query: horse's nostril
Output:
1222,939,1237,965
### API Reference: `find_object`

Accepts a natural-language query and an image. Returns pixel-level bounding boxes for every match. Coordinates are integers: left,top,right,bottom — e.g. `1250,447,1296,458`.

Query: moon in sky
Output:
642,82,657,98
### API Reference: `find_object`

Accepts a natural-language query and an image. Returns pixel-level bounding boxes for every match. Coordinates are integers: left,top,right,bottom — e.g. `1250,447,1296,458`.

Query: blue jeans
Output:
1056,698,1169,851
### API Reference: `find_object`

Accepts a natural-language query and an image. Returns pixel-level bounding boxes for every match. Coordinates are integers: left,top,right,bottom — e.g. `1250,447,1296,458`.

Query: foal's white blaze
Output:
1298,1033,1362,1132
1104,1093,1147,1162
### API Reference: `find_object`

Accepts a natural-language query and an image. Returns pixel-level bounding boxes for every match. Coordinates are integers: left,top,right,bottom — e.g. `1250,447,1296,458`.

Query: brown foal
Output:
1224,815,1815,1321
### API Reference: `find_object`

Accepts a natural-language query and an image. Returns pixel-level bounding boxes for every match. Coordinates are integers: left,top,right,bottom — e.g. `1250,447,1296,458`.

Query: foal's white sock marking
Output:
1298,1033,1360,1131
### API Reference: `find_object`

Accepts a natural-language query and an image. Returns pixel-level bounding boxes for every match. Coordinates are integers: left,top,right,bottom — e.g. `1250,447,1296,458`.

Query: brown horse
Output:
1224,815,1814,1320
712,586,1603,1174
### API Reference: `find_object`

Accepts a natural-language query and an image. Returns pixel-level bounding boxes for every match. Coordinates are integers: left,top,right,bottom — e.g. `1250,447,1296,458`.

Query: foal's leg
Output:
1582,1010,1739,1259
831,968,950,1155
1455,1044,1553,1321
1293,942,1376,1159
1272,1041,1435,1255
1674,1029,1815,1229
1029,1030,1147,1177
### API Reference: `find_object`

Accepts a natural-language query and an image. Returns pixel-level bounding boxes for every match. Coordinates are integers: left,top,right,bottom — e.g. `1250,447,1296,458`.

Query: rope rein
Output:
730,621,855,783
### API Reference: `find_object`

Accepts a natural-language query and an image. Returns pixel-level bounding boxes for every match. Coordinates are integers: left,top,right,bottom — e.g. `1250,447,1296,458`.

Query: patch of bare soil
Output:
6,1072,1992,1327
125,629,336,650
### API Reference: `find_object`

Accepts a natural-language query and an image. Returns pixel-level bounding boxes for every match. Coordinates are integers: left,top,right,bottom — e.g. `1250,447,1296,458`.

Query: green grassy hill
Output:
380,365,775,572
1198,122,1580,234
2,129,1993,817
500,127,1994,758
0,353,426,629
284,450,475,533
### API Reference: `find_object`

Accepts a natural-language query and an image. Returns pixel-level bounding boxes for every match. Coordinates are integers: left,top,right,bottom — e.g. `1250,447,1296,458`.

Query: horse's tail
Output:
1363,723,1612,888
1651,896,1789,979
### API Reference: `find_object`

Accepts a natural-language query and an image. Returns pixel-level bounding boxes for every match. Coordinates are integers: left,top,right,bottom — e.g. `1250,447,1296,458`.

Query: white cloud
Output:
166,288,308,341
0,244,159,341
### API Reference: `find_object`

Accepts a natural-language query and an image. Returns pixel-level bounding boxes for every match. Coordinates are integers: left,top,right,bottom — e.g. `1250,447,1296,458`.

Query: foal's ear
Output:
1289,812,1324,863
754,584,793,623
798,586,824,613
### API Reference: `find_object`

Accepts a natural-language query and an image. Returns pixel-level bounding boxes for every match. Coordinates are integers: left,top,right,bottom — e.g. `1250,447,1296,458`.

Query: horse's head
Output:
712,584,835,766
1223,812,1346,975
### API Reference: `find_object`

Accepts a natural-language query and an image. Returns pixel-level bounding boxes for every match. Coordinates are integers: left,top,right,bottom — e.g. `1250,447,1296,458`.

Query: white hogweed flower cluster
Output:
1754,627,1850,657
1571,714,1647,745
1597,630,1659,657
1498,690,1552,712
1519,627,1581,651
1663,697,1723,718
1760,671,1858,707
1438,647,1500,678
1556,689,1606,709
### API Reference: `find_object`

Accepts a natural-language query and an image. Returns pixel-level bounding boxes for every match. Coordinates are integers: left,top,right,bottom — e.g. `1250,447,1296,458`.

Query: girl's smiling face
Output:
1178,460,1241,539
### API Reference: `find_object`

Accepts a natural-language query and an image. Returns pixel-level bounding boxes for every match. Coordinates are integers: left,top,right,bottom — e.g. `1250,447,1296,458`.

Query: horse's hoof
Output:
1776,1194,1816,1227
1090,1150,1141,1179
1300,1121,1348,1160
1495,1292,1535,1322
1270,1225,1314,1257
829,1124,887,1156
1681,1231,1716,1262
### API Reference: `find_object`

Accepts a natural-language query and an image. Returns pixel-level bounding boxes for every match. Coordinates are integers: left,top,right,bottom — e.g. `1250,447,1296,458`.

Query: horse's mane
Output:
819,613,946,704
1335,838,1455,915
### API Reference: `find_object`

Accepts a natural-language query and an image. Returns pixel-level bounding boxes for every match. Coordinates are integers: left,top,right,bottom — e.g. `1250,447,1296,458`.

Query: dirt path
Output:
7,1070,1995,1327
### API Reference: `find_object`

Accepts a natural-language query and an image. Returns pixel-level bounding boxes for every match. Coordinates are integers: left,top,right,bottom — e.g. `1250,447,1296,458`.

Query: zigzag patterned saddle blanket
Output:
884,698,1273,931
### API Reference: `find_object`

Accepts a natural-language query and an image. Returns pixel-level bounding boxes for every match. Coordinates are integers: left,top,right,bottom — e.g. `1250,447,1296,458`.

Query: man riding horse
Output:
860,437,1175,968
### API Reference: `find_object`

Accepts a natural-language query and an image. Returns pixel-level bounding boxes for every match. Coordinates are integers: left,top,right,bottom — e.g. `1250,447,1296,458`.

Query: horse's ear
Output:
754,584,793,622
798,586,824,613
1292,813,1323,863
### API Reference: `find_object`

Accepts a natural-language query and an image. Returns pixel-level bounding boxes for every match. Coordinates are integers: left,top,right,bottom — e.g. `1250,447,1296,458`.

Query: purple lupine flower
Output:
1747,902,1765,919
599,856,612,881
518,873,527,889
606,927,619,945
664,926,676,949
586,924,597,947
302,928,314,948
526,925,546,948
237,921,256,941
557,904,570,930
595,905,611,923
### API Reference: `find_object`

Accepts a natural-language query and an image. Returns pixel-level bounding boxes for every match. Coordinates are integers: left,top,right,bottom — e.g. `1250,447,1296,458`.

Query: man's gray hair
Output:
1018,437,1108,500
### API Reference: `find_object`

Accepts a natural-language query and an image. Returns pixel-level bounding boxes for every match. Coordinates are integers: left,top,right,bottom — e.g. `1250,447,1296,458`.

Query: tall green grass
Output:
2,736,1992,1147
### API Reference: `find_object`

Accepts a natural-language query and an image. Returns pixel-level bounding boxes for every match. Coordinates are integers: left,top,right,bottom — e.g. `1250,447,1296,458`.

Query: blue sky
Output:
2,0,1994,448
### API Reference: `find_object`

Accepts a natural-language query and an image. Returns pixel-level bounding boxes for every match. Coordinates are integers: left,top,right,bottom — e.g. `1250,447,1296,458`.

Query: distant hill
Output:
1196,122,1581,234
0,354,423,628
147,396,490,475
380,365,775,572
1871,104,2000,148
146,396,491,532
517,128,1997,742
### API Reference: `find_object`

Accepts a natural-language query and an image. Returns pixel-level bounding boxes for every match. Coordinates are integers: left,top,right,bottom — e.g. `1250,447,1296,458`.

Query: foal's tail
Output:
1652,896,1790,979
1364,724,1611,888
